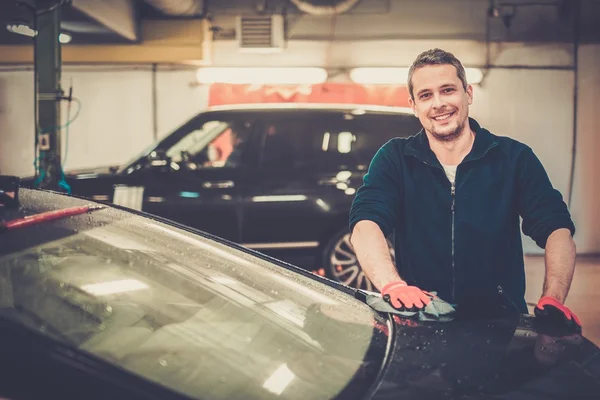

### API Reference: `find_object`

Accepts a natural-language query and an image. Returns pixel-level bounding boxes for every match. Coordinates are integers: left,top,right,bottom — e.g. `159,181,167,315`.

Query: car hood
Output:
371,312,599,399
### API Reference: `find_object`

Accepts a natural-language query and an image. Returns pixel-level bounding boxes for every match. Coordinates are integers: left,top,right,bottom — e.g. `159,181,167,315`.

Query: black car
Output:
30,104,422,290
1,181,599,400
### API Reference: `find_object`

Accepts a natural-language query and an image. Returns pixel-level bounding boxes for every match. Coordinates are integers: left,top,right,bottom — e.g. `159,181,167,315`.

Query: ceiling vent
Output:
236,15,285,53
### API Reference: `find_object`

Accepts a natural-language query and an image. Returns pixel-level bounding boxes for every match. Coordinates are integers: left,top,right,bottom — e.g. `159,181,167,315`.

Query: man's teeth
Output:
433,113,453,121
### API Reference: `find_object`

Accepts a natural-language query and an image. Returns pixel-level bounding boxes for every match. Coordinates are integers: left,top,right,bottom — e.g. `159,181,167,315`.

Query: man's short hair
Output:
408,48,468,99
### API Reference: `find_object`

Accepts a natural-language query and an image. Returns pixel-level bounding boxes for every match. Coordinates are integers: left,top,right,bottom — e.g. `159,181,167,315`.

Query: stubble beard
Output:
430,114,467,143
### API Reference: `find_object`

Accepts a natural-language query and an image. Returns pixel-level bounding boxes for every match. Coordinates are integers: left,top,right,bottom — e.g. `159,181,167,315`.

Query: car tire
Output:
321,227,395,292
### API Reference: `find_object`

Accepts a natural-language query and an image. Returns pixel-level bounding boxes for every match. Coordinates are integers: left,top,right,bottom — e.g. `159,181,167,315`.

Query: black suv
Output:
47,104,422,290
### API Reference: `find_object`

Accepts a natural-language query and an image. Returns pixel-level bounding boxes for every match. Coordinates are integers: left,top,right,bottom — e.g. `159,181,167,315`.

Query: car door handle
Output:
202,180,235,189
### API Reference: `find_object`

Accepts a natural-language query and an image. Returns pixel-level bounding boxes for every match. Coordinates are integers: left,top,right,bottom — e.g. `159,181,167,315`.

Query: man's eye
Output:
443,88,455,93
420,93,431,99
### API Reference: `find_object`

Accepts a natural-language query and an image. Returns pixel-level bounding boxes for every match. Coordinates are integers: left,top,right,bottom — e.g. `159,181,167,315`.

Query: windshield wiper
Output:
0,204,105,233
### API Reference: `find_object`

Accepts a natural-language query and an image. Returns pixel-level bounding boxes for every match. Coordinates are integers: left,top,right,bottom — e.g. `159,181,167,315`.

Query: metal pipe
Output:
143,0,201,16
289,0,360,16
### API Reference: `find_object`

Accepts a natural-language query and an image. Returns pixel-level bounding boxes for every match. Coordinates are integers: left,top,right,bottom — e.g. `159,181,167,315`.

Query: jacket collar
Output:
404,117,499,165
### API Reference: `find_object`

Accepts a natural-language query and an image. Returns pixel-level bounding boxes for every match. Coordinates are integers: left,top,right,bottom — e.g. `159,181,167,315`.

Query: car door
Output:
114,114,257,242
240,111,357,249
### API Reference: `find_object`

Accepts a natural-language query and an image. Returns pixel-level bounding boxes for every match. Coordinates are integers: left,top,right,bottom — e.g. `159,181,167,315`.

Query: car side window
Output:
166,119,252,169
258,113,422,170
349,114,422,162
258,115,359,170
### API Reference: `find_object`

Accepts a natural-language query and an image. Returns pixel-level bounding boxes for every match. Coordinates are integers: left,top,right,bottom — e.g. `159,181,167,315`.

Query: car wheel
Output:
322,228,395,292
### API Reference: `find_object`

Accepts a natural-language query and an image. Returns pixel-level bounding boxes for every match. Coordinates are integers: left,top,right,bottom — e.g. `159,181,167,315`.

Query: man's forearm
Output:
350,220,402,290
542,228,576,303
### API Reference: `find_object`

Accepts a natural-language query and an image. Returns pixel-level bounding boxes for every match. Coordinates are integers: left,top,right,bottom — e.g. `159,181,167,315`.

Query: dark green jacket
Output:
349,118,575,313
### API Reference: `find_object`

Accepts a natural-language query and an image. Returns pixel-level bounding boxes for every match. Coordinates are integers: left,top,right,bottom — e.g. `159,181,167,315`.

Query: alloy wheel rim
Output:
329,233,394,291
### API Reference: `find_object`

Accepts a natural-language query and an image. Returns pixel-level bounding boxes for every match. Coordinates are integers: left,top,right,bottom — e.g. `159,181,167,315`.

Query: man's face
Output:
408,64,473,142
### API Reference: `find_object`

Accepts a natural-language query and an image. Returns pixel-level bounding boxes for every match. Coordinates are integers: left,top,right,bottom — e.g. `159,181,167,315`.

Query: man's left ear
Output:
467,84,474,105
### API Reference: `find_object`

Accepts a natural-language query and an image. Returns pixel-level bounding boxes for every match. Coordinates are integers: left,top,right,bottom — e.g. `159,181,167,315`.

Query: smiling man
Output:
349,48,581,330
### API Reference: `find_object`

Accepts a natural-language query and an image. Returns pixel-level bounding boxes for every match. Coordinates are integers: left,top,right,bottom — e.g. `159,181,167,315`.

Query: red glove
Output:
381,281,432,310
534,296,582,334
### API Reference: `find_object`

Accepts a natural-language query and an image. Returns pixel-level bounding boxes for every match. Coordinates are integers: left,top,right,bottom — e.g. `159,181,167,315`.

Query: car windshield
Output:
0,192,388,400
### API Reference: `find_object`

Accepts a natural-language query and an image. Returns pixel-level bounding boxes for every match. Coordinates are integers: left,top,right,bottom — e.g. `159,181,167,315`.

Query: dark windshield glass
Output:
0,191,388,400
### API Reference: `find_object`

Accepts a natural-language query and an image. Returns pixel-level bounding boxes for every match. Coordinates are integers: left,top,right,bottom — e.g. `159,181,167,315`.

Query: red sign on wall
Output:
208,83,411,107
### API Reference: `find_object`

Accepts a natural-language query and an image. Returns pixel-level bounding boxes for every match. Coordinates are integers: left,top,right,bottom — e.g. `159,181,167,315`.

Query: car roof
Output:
205,103,414,115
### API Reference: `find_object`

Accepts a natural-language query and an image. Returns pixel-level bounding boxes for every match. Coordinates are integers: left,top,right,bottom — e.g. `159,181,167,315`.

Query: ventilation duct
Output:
143,0,202,16
236,15,285,52
289,0,361,16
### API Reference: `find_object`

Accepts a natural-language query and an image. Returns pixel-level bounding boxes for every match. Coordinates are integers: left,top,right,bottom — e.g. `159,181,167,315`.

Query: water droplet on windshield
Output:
159,359,168,367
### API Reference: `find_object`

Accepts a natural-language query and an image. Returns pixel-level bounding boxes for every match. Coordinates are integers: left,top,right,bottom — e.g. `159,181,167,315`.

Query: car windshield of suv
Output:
0,201,388,400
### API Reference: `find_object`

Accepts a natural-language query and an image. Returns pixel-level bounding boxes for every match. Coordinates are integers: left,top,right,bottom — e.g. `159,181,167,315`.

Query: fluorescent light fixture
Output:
59,33,71,44
465,68,484,85
6,24,36,37
263,364,295,395
196,67,328,85
81,279,149,296
350,67,484,85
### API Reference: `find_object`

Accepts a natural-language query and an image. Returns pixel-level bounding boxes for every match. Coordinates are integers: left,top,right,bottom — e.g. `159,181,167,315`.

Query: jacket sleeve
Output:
516,146,575,248
349,141,402,237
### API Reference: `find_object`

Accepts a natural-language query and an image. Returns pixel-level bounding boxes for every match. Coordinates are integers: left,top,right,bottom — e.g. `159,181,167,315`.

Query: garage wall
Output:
0,66,209,177
155,69,210,139
570,44,600,254
60,68,154,172
0,70,35,177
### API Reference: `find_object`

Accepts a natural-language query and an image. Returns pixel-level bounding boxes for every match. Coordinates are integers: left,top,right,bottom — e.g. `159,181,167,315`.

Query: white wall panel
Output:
570,45,600,254
156,69,210,139
470,69,575,254
59,68,154,171
0,70,35,177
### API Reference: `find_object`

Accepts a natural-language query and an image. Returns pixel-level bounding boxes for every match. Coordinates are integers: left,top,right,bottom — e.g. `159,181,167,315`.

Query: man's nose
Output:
432,93,445,109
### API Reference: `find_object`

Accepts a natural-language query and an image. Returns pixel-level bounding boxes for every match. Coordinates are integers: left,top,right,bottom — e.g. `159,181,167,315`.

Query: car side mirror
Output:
0,175,20,209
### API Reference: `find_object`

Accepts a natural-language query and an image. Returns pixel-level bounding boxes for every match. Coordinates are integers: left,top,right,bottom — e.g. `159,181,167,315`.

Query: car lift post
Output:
34,0,64,191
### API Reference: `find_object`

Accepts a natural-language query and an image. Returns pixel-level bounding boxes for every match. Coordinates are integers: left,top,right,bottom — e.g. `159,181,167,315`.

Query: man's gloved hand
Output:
534,296,582,335
381,281,432,310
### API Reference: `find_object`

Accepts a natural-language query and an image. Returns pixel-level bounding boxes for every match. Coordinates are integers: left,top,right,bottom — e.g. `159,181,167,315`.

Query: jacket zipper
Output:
421,158,458,301
451,181,456,301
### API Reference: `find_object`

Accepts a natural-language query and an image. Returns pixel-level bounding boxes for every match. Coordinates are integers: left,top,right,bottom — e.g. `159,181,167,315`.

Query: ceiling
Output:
0,0,598,46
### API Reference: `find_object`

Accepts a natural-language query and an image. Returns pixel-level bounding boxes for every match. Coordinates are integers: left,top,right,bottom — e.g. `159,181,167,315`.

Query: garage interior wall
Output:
0,4,598,254
0,67,209,176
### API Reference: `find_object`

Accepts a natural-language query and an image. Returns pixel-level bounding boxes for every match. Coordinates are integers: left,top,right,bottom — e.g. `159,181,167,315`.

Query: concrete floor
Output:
524,255,600,346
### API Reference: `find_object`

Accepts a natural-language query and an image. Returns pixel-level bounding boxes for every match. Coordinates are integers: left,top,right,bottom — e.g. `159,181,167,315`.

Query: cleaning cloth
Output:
364,291,457,322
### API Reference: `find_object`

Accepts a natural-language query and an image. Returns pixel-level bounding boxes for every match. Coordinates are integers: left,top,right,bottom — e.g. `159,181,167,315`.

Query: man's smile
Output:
432,111,456,122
